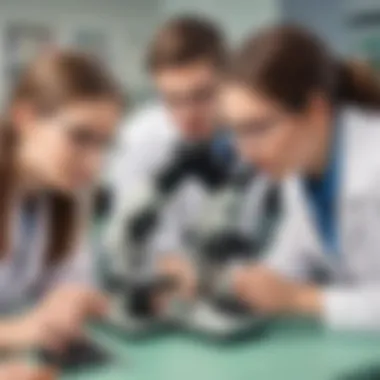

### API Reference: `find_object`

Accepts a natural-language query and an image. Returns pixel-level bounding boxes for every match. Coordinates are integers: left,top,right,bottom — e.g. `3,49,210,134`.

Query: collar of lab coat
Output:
281,107,380,255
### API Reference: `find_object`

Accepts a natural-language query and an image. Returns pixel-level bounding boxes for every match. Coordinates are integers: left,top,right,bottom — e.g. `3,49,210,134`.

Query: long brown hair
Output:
229,25,380,112
0,50,123,265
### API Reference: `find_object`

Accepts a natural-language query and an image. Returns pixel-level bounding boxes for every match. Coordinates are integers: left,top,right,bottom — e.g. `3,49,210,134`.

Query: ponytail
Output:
230,25,380,113
336,60,380,109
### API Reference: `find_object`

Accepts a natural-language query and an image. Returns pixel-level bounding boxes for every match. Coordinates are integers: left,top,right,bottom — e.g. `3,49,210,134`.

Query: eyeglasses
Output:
62,123,114,152
164,84,217,109
232,115,287,144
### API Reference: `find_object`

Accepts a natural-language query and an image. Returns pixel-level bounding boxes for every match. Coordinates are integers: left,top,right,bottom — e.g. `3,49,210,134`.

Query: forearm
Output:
0,316,33,352
291,285,323,316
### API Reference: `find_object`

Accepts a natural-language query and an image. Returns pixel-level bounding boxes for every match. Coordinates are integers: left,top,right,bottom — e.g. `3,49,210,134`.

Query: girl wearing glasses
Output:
0,50,123,354
221,25,380,330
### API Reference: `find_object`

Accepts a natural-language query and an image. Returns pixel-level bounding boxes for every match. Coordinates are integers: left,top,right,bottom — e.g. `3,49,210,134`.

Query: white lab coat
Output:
265,107,380,330
0,196,93,313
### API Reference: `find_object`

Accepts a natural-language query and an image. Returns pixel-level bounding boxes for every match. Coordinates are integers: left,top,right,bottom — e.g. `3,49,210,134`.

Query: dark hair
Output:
146,15,227,72
229,25,380,112
0,49,123,264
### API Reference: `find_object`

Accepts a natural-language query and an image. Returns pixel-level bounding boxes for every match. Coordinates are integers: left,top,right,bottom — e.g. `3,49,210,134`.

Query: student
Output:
0,50,123,351
108,16,229,296
221,25,380,330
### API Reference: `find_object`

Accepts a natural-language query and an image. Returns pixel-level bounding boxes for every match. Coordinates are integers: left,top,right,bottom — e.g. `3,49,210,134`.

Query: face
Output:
153,60,220,141
220,83,324,179
16,98,121,193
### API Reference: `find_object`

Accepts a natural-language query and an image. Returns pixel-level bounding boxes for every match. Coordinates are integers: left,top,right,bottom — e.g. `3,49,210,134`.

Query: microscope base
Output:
106,296,269,341
182,300,269,341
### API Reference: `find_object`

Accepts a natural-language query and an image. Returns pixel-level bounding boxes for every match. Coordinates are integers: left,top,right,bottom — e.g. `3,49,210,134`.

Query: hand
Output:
0,361,56,380
232,265,321,316
158,255,198,300
10,285,108,351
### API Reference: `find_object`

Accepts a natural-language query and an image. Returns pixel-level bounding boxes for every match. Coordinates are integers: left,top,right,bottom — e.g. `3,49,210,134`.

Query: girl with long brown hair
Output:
0,50,123,352
221,25,380,330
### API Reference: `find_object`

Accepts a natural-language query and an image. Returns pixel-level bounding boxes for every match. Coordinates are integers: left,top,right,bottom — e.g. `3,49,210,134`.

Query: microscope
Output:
105,139,234,333
105,135,283,338
179,167,283,339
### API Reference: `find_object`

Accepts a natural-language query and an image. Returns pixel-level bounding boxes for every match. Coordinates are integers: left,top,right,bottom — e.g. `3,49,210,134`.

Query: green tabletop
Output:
62,319,380,380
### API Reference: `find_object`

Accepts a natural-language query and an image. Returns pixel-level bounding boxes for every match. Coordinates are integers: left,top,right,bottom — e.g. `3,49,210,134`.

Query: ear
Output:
10,101,37,135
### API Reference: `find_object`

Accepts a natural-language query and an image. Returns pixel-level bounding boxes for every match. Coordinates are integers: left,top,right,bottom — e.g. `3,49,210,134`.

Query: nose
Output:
240,141,260,164
82,150,103,182
241,145,276,175
178,105,197,122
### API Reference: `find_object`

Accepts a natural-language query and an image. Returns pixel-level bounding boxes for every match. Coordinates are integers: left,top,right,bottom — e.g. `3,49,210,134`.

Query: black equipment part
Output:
93,186,114,220
202,231,259,263
156,141,233,195
38,339,111,369
212,296,253,316
127,206,158,243
106,274,179,318
127,276,179,317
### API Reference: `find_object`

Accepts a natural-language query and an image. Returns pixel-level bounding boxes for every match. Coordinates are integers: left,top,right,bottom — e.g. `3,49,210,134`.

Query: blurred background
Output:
0,0,378,109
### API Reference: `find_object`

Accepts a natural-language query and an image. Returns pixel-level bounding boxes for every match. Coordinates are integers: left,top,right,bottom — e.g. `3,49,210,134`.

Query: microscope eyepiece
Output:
155,140,234,195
